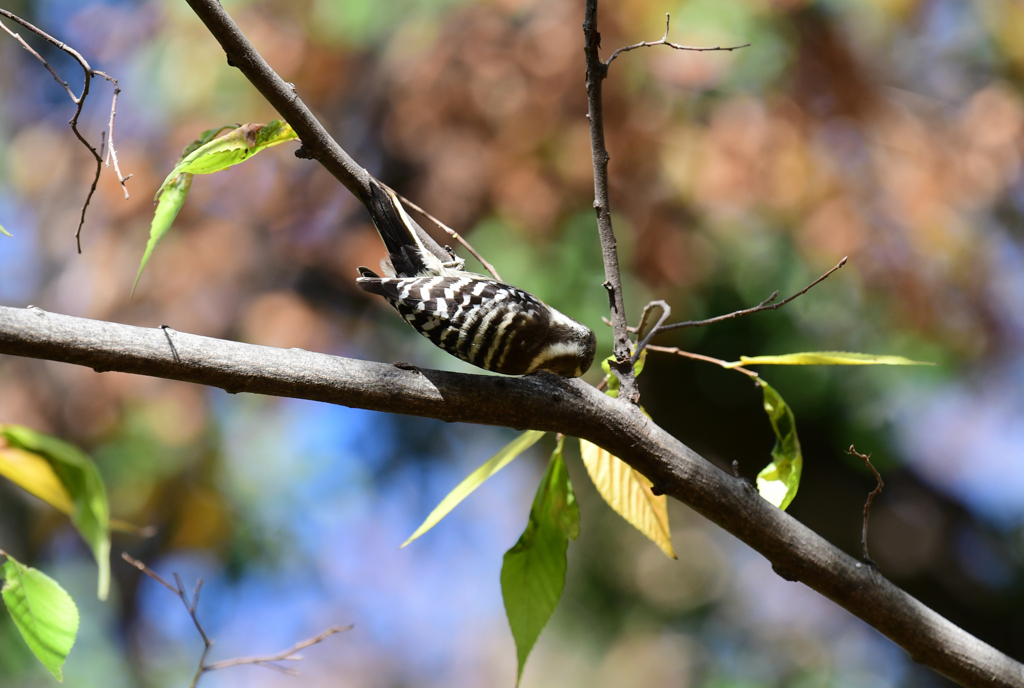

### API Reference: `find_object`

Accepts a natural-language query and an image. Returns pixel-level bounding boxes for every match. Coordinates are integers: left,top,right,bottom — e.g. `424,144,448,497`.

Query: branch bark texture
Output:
0,305,1019,688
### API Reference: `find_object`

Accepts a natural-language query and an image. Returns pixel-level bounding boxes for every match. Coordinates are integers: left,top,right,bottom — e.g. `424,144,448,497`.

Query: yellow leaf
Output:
725,351,934,367
578,439,676,559
0,446,74,515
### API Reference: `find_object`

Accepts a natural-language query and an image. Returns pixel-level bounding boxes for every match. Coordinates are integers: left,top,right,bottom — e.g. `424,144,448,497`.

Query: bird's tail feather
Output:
366,179,447,278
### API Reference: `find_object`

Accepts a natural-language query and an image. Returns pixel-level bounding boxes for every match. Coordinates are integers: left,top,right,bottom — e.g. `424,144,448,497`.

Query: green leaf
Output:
1,555,79,681
132,172,193,297
0,426,110,600
501,437,578,684
755,381,802,510
136,121,298,295
0,223,11,237
727,351,934,367
400,430,545,548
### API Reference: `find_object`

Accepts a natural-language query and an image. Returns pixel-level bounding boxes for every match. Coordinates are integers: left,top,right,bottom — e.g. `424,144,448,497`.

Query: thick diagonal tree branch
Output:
0,305,1019,688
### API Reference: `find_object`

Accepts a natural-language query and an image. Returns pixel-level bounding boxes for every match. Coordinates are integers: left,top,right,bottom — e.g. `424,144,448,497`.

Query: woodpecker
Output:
356,180,597,377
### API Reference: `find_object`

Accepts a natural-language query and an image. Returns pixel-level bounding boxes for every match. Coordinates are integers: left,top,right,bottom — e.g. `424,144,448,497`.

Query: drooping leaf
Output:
578,438,675,559
132,172,193,297
0,445,145,537
400,430,545,548
136,121,298,295
501,437,578,684
0,426,110,600
727,351,933,368
1,555,79,681
0,222,11,237
755,380,802,510
0,445,75,515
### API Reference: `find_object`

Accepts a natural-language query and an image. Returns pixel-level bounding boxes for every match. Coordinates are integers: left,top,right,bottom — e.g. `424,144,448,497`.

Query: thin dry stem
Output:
606,14,750,67
654,256,848,335
646,344,760,378
0,10,131,251
122,553,347,687
846,445,884,563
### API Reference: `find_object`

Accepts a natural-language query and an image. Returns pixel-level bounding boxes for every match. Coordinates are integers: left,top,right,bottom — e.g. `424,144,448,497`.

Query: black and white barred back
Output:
356,180,596,377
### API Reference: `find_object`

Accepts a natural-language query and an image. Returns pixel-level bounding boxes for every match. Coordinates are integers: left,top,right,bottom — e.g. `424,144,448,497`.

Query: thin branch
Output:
2,306,1019,686
103,81,132,199
605,14,750,67
846,445,884,564
203,625,353,672
382,184,502,281
122,553,348,686
655,256,848,334
631,300,671,362
0,10,131,251
646,344,759,378
584,0,637,402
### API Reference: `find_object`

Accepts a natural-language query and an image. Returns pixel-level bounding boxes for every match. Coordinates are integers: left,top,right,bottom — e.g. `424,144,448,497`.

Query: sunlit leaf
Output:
400,430,545,548
501,437,578,684
578,438,675,559
137,121,298,295
132,172,192,297
1,554,79,681
0,446,75,515
727,351,934,367
0,426,110,600
755,380,802,510
253,119,298,151
0,223,11,237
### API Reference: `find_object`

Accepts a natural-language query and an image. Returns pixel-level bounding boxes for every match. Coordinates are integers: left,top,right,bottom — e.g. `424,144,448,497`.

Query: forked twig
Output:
845,446,884,564
122,553,349,687
0,10,131,251
383,185,502,282
605,14,750,67
652,257,848,335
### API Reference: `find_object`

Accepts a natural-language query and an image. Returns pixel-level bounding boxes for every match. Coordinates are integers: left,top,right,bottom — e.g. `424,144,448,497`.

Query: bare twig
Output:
646,344,759,378
121,553,348,687
584,0,637,402
0,10,131,251
383,185,502,281
102,80,132,199
846,446,884,564
203,626,353,672
605,14,750,67
654,256,848,335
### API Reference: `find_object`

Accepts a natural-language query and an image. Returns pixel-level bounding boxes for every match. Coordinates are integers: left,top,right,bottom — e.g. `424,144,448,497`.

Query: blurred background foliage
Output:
0,0,1022,686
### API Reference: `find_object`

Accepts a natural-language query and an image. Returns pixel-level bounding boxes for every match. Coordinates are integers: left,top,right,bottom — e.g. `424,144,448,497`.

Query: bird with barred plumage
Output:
355,180,596,377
